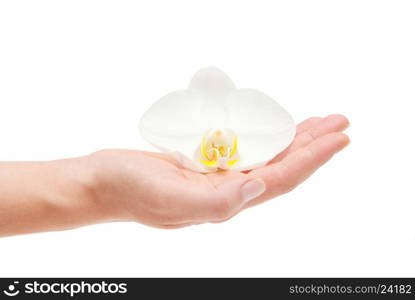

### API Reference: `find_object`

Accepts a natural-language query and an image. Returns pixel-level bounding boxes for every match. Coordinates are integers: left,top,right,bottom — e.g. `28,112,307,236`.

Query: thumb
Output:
214,177,266,220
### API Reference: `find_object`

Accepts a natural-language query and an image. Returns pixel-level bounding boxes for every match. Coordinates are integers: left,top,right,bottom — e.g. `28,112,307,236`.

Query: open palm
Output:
93,115,349,228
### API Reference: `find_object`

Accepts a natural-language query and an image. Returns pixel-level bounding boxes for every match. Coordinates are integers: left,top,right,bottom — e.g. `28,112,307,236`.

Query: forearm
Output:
0,157,108,237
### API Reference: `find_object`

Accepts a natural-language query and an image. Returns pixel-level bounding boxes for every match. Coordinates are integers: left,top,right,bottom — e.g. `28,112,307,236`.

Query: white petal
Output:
189,67,236,100
139,89,207,159
224,89,296,171
139,69,295,173
140,68,236,168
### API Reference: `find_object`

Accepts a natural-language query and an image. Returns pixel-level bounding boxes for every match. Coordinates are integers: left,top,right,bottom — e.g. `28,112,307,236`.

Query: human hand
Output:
90,114,350,229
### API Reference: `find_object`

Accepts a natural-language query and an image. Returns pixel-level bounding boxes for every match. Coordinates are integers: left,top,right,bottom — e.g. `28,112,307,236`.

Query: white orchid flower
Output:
139,67,296,173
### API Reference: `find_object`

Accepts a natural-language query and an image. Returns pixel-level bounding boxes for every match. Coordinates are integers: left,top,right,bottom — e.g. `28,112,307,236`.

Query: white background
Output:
0,0,414,277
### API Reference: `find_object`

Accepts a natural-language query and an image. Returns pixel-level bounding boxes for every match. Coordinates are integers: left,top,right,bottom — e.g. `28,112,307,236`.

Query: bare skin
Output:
0,115,349,237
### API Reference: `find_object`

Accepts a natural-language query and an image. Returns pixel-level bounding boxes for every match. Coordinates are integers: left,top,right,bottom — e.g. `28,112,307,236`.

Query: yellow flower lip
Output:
197,128,239,170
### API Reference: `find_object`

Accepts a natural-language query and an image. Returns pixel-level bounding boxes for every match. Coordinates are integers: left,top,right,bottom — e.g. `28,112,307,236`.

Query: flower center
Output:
198,129,239,169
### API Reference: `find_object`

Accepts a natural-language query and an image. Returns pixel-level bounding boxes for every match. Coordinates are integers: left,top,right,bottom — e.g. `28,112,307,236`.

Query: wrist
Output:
44,156,112,228
84,151,133,222
37,155,118,229
70,155,116,223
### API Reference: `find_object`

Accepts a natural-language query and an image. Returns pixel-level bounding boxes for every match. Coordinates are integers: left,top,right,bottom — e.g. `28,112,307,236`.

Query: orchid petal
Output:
189,67,235,100
139,68,296,173
224,88,296,170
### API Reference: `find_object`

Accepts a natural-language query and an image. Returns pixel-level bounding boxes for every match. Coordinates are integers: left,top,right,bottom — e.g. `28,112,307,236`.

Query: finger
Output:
295,117,322,135
157,222,200,229
267,117,322,165
291,114,349,151
269,114,349,164
276,132,350,186
248,132,349,207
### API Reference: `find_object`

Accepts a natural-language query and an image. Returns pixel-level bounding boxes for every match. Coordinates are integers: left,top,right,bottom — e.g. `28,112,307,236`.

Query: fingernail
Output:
241,179,266,203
